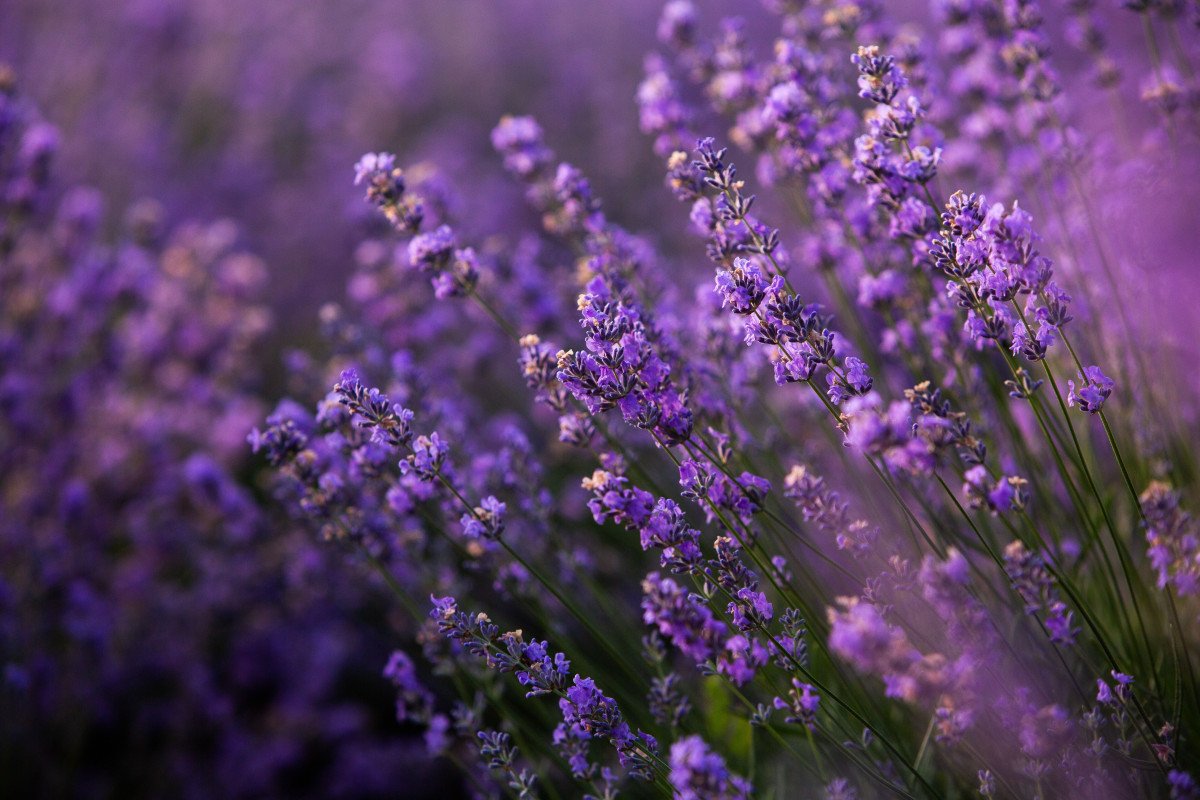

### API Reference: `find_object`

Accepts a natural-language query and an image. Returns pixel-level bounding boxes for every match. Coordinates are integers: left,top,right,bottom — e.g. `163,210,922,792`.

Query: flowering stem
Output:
690,571,930,798
1165,593,1197,759
461,629,676,793
429,472,653,713
499,536,651,694
769,634,942,799
1028,333,1158,669
686,578,907,796
654,434,811,620
361,548,580,800
1098,410,1143,518
684,436,861,585
466,287,521,341
912,713,936,774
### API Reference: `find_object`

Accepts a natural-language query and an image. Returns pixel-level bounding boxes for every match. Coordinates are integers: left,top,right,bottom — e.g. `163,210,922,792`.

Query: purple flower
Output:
582,469,655,529
656,0,696,49
353,152,396,186
641,572,726,664
857,269,907,309
962,466,1029,515
408,225,456,273
639,499,704,573
1141,482,1200,597
382,650,434,724
774,678,820,730
1003,541,1078,645
828,356,872,404
638,58,696,158
668,735,752,800
714,258,769,315
1168,770,1198,800
727,587,773,632
851,46,908,105
716,634,769,686
843,393,934,474
827,598,911,676
491,115,552,179
678,459,715,500
401,433,449,481
461,495,506,541
826,777,859,800
1066,365,1114,414
353,150,422,232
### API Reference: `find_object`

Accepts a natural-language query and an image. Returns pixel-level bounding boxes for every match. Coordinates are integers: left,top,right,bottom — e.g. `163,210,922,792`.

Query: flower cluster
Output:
1003,541,1079,645
851,45,940,232
557,278,694,445
1142,482,1200,597
668,735,753,800
930,191,1075,362
354,153,480,298
430,596,660,780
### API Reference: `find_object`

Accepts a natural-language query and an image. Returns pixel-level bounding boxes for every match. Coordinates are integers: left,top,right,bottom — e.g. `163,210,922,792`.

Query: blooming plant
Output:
4,0,1200,798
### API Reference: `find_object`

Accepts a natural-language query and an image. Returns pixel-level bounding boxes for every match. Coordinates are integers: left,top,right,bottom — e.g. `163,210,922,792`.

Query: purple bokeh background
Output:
4,0,1194,380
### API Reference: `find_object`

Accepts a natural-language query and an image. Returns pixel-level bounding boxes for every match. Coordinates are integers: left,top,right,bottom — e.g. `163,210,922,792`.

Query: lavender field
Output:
2,1,1199,798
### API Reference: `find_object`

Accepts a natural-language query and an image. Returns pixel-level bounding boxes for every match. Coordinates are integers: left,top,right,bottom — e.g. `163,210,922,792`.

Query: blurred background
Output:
4,0,1195,372
0,0,730,362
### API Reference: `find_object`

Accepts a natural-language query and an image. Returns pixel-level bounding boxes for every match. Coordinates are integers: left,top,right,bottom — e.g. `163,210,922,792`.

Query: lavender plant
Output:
4,0,1200,798
256,2,1200,796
